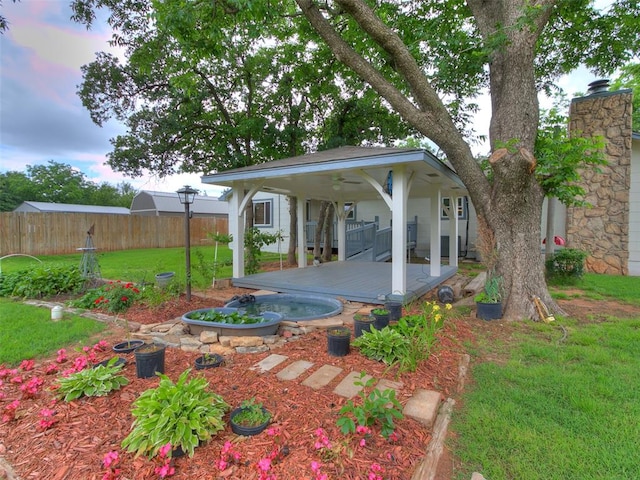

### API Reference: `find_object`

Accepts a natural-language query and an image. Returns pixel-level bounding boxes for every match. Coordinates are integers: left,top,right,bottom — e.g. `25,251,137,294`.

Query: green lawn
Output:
0,246,285,289
0,299,106,365
451,274,640,479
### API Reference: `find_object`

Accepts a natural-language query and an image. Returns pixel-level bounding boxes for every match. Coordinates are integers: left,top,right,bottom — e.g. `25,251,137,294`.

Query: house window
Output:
344,202,356,220
254,199,273,227
441,196,467,220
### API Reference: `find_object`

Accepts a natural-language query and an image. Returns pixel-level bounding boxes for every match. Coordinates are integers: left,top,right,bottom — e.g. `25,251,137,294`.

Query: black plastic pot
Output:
327,327,351,356
112,340,144,354
134,343,166,378
372,311,390,330
194,353,223,370
384,301,403,322
230,407,270,436
476,302,503,321
93,357,126,369
353,316,375,338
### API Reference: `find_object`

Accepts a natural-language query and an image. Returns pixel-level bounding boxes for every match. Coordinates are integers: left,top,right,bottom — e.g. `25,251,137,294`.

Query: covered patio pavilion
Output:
201,146,467,304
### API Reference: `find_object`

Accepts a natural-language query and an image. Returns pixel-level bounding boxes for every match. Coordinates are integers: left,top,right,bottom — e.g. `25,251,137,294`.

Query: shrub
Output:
56,358,129,401
352,327,409,366
545,248,588,284
0,265,83,298
70,280,141,313
121,369,229,458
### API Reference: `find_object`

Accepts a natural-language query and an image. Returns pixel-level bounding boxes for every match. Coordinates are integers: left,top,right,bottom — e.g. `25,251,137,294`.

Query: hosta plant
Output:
56,357,129,401
352,326,409,366
121,369,229,458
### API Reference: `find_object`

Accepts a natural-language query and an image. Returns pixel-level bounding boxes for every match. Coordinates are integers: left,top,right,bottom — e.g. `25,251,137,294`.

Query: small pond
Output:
182,307,283,336
224,293,343,322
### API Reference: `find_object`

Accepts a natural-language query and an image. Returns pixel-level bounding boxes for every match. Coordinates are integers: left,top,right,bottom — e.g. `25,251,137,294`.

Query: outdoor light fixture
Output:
177,185,198,301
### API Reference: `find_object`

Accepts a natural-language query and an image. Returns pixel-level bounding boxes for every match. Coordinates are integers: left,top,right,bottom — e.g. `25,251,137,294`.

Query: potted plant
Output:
353,313,375,338
122,369,229,458
134,342,166,378
326,326,351,356
474,275,503,320
229,397,271,436
112,338,144,354
194,353,224,370
371,308,390,330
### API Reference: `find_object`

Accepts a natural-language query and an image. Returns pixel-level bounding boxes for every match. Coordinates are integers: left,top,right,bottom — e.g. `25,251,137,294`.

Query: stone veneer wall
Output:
567,89,633,275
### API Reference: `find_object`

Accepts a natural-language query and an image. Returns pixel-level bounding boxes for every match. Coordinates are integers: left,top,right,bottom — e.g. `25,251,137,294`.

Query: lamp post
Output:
177,185,198,301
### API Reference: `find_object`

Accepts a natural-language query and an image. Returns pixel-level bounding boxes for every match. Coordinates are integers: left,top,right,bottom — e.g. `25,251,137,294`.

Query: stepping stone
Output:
333,371,373,398
276,360,314,381
403,389,442,428
301,365,343,390
375,378,403,394
251,354,289,373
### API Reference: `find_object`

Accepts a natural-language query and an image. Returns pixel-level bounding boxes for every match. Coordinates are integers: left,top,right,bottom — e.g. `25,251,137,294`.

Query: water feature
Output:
224,294,343,321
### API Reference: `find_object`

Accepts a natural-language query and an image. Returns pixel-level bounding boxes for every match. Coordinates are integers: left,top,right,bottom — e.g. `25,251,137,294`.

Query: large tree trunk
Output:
287,196,297,266
313,201,328,259
322,203,334,263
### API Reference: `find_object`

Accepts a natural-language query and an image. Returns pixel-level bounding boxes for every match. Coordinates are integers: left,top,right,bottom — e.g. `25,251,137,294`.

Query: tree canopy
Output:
0,161,135,211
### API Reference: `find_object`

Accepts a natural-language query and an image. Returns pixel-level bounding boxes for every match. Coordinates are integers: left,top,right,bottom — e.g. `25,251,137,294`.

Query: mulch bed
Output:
0,290,474,480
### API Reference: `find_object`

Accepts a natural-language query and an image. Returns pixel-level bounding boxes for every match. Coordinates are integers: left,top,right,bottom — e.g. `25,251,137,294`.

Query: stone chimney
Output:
566,80,633,274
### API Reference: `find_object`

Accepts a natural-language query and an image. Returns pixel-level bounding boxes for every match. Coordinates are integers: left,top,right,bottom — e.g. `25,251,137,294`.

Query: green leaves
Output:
57,358,129,402
121,369,229,458
337,372,403,439
0,265,84,299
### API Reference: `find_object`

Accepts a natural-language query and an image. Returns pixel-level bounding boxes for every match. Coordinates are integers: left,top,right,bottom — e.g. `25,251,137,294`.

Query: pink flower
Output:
158,443,172,458
93,340,109,352
154,464,175,478
257,457,271,472
311,461,321,473
359,438,367,447
266,426,281,437
217,459,228,470
102,451,119,468
72,356,88,372
20,377,44,398
19,359,35,371
45,364,58,375
388,431,399,442
10,375,23,384
356,425,371,435
56,349,67,363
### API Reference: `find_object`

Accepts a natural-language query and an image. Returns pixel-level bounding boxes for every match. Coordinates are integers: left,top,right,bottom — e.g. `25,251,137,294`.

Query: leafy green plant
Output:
336,372,403,438
546,248,589,284
371,308,390,316
56,357,129,401
474,275,503,303
69,280,141,313
121,369,229,458
392,301,447,373
0,265,83,298
244,227,282,275
352,326,409,366
231,398,271,427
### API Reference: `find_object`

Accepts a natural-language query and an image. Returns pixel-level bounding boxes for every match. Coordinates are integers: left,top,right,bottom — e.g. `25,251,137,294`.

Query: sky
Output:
0,1,603,202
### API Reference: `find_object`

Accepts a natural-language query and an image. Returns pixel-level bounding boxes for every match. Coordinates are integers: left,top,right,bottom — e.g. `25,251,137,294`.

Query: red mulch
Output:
0,289,474,480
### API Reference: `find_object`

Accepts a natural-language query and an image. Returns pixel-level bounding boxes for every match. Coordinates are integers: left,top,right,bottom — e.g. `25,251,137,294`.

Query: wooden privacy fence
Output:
0,212,228,256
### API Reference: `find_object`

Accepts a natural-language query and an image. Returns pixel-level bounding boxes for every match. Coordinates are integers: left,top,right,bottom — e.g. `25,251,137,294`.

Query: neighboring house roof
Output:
203,146,467,202
130,190,228,216
13,201,130,215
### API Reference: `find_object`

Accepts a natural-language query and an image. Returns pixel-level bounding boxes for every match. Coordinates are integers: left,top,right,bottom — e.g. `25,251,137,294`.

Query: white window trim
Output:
254,198,273,227
441,196,467,220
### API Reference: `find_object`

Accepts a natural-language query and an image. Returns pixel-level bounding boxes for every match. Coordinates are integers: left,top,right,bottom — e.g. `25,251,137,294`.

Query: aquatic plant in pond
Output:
184,309,268,324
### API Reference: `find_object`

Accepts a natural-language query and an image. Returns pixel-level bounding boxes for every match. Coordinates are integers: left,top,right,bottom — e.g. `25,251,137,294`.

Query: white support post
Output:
296,194,307,268
230,184,245,278
336,201,347,262
449,195,459,267
429,189,442,277
391,166,407,296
